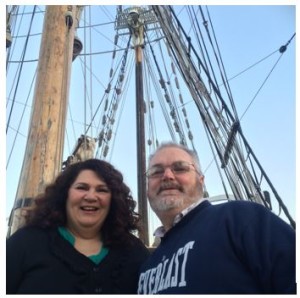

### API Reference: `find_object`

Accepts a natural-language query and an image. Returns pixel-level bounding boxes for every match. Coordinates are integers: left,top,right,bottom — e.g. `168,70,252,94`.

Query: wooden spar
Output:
135,44,149,246
115,7,155,245
8,5,79,236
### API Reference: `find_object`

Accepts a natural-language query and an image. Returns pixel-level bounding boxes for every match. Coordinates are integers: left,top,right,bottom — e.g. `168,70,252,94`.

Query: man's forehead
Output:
150,147,192,164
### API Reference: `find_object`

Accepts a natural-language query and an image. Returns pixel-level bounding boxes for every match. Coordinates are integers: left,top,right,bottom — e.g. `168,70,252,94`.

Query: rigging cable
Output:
6,5,37,133
94,37,132,158
162,6,233,155
188,6,231,128
187,6,212,85
144,30,178,141
144,48,177,141
78,39,130,133
199,35,295,192
6,5,18,71
6,70,37,169
239,33,295,121
143,49,162,148
154,6,295,228
104,59,133,161
88,5,94,137
82,6,87,147
187,6,234,155
202,6,239,120
160,42,188,145
6,6,25,97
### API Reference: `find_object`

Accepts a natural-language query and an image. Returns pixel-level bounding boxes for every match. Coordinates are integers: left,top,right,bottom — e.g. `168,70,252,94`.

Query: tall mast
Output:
8,5,80,236
129,8,149,246
116,6,157,245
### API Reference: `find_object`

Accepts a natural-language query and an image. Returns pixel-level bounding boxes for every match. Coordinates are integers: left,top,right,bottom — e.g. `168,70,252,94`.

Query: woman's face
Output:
66,169,112,235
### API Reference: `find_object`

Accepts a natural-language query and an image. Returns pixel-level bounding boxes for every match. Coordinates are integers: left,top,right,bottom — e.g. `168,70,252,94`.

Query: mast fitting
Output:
65,6,73,29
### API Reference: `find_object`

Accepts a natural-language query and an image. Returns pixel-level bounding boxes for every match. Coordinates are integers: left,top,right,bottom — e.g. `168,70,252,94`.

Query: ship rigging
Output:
6,5,296,245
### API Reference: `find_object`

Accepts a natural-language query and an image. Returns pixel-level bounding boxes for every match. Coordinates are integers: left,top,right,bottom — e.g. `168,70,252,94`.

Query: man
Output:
138,142,296,294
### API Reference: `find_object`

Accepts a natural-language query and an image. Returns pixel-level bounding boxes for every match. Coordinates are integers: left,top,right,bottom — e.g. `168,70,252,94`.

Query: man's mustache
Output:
158,182,184,194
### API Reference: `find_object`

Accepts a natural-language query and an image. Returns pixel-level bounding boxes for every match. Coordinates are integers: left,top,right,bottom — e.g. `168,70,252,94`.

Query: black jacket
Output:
7,226,150,294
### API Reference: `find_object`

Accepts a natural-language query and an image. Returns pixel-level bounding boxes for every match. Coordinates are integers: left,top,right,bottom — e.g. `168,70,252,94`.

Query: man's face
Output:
147,147,204,217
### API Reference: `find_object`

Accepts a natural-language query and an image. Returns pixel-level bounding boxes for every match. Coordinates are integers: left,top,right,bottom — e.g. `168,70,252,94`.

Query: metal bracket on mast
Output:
115,6,156,30
72,5,84,61
115,6,157,47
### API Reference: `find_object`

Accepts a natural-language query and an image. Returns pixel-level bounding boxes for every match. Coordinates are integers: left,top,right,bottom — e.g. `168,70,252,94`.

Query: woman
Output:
6,159,150,294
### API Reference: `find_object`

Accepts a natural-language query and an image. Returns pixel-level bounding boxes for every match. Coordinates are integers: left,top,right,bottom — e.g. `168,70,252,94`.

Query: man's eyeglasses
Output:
146,161,198,179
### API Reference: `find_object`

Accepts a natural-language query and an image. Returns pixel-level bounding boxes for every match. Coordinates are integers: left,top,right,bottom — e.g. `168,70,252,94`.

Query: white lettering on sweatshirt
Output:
138,241,195,294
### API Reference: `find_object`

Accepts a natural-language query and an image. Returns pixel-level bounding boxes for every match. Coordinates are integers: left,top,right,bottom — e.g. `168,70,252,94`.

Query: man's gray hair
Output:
148,142,203,175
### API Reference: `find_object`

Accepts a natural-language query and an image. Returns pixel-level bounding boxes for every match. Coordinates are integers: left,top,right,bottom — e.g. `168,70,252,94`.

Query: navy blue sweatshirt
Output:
138,200,296,294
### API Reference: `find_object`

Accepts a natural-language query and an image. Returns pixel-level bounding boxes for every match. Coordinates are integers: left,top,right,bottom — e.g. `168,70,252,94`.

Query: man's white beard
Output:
150,195,184,212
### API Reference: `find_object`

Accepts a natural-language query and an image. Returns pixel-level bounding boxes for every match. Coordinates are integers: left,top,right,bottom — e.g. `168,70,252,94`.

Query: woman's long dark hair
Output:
26,159,141,246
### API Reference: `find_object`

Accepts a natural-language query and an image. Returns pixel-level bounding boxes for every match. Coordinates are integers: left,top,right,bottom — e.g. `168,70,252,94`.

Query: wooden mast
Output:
127,8,149,246
8,5,79,236
115,7,157,246
135,44,149,246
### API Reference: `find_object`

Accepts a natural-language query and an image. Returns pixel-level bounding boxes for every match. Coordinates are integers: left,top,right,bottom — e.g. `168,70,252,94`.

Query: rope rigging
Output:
95,33,132,159
199,6,239,120
145,33,186,145
239,33,296,121
152,5,295,228
6,6,38,133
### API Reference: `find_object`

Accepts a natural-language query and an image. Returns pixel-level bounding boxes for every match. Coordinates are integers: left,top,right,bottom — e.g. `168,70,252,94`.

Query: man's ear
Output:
198,174,204,184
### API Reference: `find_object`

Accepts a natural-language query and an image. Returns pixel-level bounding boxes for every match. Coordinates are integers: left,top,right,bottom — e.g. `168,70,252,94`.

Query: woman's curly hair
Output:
26,159,141,247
